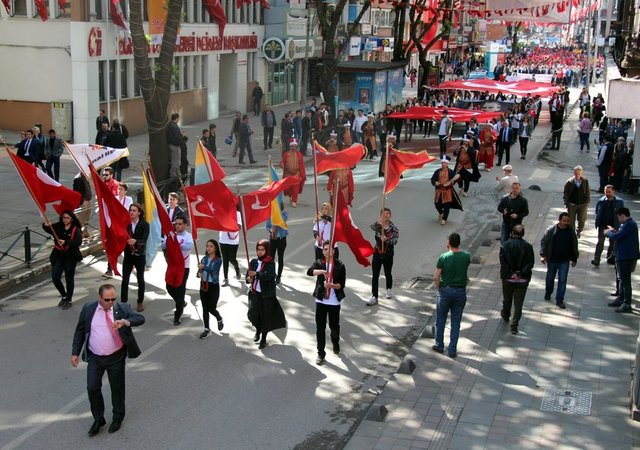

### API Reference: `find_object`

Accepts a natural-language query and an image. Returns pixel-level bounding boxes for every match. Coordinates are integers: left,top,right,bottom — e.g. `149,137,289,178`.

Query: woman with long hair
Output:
246,240,287,349
198,239,224,339
43,210,83,310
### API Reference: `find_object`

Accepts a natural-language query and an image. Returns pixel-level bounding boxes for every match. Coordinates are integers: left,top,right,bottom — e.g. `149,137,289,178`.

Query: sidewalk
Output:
345,87,640,449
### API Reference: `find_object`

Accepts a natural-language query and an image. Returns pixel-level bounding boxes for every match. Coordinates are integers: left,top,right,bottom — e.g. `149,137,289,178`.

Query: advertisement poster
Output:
148,0,167,45
355,73,373,111
374,71,387,113
386,68,403,107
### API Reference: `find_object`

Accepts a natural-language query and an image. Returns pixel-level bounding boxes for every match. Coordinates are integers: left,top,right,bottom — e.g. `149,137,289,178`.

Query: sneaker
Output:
576,231,581,239
385,289,392,299
431,345,444,354
291,202,297,208
102,270,113,279
258,340,267,349
222,279,229,286
440,219,446,225
199,329,210,339
217,319,224,331
366,296,378,306
136,303,144,312
58,297,67,307
608,300,622,307
462,192,469,197
173,319,181,326
315,356,324,365
276,276,281,285
510,328,518,335
591,259,600,267
448,351,457,358
61,301,73,310
615,304,632,313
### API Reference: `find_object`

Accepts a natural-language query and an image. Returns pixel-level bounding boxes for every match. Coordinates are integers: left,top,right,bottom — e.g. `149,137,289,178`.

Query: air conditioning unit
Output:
371,25,378,35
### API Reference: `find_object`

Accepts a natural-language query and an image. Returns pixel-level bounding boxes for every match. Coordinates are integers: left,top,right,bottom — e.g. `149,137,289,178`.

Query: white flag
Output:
65,143,130,177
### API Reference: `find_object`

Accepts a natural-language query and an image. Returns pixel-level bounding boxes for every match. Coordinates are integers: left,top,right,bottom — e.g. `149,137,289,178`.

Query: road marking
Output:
2,333,177,449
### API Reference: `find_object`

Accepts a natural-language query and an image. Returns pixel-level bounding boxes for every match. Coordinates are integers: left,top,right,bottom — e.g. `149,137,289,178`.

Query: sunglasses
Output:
102,298,116,302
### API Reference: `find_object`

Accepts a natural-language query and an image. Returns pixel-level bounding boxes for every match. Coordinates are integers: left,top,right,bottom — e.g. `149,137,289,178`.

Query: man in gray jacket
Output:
44,128,65,181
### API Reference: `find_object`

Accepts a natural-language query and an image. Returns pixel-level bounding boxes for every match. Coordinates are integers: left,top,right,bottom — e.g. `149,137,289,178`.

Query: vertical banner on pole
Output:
148,0,167,45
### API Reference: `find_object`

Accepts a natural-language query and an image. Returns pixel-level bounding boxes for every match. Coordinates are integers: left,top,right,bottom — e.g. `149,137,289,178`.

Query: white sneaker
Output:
386,289,392,299
366,296,378,306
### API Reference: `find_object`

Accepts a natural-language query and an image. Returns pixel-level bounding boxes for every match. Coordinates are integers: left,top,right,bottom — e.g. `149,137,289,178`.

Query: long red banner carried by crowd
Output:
386,106,501,123
436,79,559,98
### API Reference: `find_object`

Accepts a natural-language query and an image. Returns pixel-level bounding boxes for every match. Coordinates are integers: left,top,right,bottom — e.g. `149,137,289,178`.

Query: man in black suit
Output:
96,109,109,131
71,284,145,436
497,119,514,166
120,204,149,312
16,129,42,166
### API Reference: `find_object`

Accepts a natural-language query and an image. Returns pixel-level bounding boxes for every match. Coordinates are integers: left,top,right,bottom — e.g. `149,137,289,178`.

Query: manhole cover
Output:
540,388,592,415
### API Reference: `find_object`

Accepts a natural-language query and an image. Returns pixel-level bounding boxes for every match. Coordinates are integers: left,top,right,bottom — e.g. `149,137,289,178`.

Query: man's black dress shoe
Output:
108,420,122,433
88,418,106,437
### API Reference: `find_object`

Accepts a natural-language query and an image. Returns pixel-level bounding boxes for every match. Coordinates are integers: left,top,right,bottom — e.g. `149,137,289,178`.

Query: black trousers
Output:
269,237,287,278
220,244,240,280
121,254,146,304
501,280,529,329
263,127,274,148
51,257,77,301
434,200,451,220
87,349,126,422
315,302,340,358
519,137,529,156
497,143,511,165
167,268,190,321
371,252,393,298
200,283,221,330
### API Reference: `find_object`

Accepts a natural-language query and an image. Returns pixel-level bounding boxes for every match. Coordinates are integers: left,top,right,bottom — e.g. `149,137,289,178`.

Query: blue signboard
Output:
386,68,403,107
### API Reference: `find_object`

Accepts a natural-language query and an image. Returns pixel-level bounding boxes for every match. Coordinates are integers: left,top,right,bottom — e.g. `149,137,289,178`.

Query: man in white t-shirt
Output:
495,165,519,194
437,110,452,158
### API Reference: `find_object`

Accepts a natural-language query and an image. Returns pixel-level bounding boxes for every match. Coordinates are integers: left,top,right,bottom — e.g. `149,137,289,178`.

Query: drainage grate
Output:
540,388,592,415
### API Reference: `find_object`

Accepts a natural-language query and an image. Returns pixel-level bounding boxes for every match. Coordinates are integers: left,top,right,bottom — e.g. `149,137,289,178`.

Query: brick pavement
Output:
345,86,640,449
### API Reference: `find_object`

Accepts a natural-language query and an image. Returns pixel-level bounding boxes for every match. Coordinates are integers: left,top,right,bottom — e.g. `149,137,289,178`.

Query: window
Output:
109,60,116,100
201,55,207,88
173,56,181,91
120,60,128,99
93,0,103,20
98,61,106,101
57,1,71,18
32,0,49,18
338,73,356,102
182,55,189,90
371,9,390,28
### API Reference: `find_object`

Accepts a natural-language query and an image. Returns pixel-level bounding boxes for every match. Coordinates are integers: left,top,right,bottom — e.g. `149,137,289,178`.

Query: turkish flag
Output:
110,0,128,30
184,180,239,238
144,166,185,287
241,177,300,230
34,0,48,21
333,191,374,267
316,144,366,174
2,0,11,14
203,0,226,38
6,148,81,216
313,140,328,154
90,164,129,276
383,149,436,194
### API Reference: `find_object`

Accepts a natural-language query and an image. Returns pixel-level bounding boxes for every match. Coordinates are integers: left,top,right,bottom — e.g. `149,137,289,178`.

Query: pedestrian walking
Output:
307,242,346,365
367,208,399,306
494,165,519,195
606,207,639,313
563,165,590,238
497,182,529,244
591,185,624,267
496,119,515,166
437,110,453,158
267,204,288,285
161,216,194,326
252,82,264,116
499,224,535,334
71,284,144,436
432,233,471,358
540,212,579,309
198,239,224,338
246,240,287,349
43,210,83,310
431,157,462,226
577,112,592,152
120,204,149,312
238,114,257,164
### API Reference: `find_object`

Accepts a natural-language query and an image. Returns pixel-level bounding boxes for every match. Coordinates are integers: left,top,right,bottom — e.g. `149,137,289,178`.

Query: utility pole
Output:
592,2,601,84
300,1,313,103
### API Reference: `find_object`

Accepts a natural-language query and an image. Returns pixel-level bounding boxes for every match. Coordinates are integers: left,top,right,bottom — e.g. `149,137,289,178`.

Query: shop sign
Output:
348,37,362,56
112,33,259,57
285,38,315,60
88,27,102,57
263,37,286,62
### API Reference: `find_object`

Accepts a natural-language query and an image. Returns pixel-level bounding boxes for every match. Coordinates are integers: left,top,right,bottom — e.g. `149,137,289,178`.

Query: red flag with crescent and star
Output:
384,149,436,194
332,190,374,267
184,180,239,238
240,176,300,230
316,143,366,174
203,0,227,38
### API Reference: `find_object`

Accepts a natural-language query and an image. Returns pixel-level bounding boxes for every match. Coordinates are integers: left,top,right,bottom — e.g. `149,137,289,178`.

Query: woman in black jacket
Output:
246,239,286,349
43,210,83,310
307,242,346,365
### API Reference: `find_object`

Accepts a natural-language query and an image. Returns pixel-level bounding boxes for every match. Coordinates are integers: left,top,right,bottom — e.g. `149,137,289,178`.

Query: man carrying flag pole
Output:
267,158,288,284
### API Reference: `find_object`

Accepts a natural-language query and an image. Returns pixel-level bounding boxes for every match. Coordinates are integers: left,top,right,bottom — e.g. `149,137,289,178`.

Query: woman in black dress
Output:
246,240,287,349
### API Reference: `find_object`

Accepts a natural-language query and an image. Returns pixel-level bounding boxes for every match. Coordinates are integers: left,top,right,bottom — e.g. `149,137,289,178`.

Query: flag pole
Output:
238,187,251,269
380,140,391,254
324,177,340,299
310,131,320,217
180,184,200,263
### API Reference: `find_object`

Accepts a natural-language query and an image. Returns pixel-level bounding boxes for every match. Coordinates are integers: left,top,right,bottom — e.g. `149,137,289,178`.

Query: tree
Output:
392,1,451,88
129,0,183,184
507,22,523,57
316,1,371,109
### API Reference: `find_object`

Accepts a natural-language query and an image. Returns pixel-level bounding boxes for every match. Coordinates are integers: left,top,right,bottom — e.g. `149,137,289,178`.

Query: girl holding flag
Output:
197,239,224,339
307,242,346,365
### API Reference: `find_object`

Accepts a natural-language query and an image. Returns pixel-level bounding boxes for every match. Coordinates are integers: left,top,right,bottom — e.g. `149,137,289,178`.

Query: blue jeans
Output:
545,260,570,303
501,222,515,245
435,287,467,354
617,259,636,306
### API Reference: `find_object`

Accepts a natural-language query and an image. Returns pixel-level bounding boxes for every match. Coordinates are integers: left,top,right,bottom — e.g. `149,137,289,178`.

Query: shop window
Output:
338,73,356,102
93,0,103,20
56,1,71,18
32,0,49,18
109,60,117,100
98,61,106,102
120,60,129,99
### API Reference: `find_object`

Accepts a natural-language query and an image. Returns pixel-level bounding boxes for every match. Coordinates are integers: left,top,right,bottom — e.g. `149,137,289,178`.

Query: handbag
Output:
224,135,233,145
